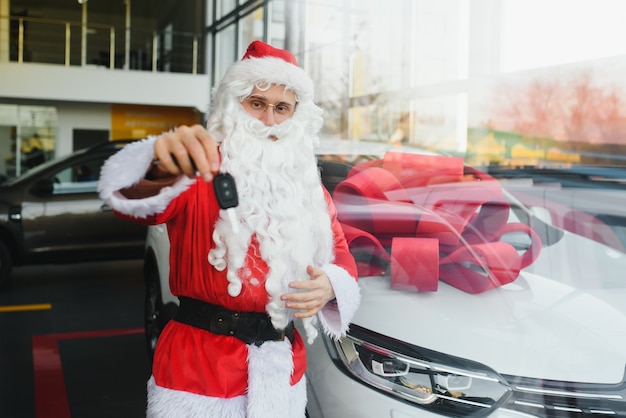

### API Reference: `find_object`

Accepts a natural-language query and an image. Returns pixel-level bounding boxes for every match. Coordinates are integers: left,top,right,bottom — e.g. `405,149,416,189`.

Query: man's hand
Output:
282,265,336,318
152,124,220,182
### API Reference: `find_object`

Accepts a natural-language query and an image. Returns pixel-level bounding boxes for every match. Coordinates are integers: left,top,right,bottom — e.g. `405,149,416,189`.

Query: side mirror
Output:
31,178,54,196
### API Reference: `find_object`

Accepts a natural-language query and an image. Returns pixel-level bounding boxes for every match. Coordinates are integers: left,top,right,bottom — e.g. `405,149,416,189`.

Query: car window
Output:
51,157,105,195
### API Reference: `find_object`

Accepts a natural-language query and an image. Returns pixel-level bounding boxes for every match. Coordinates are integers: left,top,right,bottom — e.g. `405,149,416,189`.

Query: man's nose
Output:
258,107,277,126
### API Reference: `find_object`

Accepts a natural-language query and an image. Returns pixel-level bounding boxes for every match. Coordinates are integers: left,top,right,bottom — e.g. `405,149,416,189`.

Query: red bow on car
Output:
333,152,542,294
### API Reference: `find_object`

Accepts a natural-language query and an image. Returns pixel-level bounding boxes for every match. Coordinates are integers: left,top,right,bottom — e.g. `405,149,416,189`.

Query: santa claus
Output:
98,40,361,417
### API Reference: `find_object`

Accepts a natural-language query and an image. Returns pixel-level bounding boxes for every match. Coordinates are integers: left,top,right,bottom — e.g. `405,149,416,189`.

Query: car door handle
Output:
100,203,112,212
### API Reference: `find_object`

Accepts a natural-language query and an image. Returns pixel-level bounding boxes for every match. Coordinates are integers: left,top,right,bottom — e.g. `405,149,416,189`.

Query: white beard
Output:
207,108,333,342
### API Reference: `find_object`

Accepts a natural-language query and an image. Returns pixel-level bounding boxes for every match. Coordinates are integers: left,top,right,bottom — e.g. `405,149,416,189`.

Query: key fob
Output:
213,173,239,209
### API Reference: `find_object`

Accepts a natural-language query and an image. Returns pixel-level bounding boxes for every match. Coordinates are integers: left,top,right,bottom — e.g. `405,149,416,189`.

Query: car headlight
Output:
325,324,512,417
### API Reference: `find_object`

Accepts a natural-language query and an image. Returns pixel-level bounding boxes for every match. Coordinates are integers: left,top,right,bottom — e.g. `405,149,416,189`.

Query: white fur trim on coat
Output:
97,136,195,219
317,264,361,340
146,340,307,418
247,340,306,418
147,376,246,418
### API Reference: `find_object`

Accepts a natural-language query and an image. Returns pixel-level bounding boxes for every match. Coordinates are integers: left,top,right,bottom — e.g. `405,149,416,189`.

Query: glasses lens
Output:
245,97,269,113
273,103,294,116
243,96,294,118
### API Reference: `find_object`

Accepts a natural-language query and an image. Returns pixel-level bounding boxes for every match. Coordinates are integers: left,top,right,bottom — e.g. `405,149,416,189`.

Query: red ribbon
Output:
333,152,542,294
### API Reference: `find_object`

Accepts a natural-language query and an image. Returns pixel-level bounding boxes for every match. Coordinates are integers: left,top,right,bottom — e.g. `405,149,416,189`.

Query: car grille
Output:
502,372,626,417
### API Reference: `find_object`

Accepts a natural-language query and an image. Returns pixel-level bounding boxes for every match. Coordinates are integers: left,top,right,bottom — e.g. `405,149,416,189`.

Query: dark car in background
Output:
0,140,147,289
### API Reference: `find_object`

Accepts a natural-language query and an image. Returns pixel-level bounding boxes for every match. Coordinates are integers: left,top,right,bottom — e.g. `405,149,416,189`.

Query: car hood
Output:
352,230,626,385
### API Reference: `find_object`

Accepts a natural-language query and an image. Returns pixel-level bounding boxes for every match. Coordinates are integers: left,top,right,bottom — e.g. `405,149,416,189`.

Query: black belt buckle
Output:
246,317,291,346
277,322,294,344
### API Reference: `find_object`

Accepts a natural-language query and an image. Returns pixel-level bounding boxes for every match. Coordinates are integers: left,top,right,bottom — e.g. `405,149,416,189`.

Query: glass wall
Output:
209,0,269,85
207,0,626,166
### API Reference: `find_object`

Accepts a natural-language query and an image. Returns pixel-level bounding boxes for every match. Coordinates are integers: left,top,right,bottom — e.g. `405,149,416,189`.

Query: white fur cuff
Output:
317,264,361,339
97,135,194,218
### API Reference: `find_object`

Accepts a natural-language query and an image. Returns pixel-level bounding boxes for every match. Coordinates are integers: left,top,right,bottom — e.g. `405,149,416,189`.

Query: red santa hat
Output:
242,40,299,65
218,40,315,102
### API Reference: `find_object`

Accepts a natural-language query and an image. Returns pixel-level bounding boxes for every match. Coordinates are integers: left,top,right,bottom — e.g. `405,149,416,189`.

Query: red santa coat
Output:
99,137,361,417
127,178,355,397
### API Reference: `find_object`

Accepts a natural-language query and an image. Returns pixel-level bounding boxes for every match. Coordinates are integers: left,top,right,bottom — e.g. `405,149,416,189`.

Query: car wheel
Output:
0,240,13,290
144,258,166,361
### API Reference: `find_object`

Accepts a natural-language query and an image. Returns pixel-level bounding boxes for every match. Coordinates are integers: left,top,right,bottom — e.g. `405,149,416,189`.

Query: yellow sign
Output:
111,104,201,140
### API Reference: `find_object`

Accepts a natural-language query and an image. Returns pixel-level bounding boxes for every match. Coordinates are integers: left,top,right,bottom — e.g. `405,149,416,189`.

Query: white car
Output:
143,149,626,417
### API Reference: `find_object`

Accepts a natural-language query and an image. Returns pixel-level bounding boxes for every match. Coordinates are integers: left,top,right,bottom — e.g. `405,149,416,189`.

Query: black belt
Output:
174,296,294,346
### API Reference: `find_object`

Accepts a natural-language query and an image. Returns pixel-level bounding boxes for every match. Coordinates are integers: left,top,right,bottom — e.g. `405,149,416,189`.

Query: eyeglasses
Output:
242,95,296,119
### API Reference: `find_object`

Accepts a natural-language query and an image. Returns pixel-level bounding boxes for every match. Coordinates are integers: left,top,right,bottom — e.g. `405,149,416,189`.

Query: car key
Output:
213,172,240,234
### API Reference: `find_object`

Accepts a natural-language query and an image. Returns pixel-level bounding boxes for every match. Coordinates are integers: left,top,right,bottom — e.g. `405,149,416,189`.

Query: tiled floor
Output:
0,260,150,418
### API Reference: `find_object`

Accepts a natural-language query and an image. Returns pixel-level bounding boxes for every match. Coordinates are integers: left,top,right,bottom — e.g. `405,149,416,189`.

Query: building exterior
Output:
0,0,474,179
2,0,626,179
1,0,210,178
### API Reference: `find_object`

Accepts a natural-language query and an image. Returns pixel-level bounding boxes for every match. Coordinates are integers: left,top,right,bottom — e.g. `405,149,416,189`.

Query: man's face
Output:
241,85,297,134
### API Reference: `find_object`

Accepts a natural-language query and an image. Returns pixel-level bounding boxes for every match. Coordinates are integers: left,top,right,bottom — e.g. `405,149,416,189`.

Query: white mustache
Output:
240,113,298,141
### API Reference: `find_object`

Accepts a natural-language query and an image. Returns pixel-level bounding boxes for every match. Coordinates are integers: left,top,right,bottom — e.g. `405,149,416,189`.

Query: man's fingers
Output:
307,265,324,278
195,127,221,180
177,125,220,181
171,152,197,178
153,136,182,175
282,266,334,317
175,125,204,177
152,125,221,181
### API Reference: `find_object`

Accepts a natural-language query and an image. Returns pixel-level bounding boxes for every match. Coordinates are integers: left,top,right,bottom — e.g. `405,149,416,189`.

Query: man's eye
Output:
275,104,292,114
250,100,266,109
